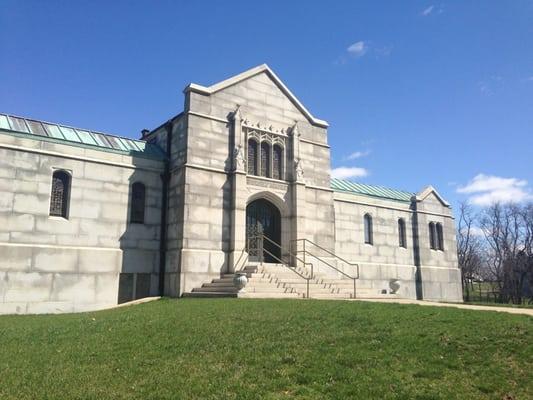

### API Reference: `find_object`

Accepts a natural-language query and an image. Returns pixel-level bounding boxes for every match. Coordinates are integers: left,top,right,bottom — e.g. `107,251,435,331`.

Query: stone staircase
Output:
183,263,400,300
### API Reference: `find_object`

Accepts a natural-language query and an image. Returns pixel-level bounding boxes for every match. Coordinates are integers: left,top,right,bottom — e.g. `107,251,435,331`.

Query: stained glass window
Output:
273,145,283,180
130,182,146,224
49,170,70,218
260,142,270,177
248,139,258,175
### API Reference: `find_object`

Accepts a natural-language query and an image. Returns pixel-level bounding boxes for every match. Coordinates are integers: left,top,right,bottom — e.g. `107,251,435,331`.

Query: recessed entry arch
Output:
246,197,282,262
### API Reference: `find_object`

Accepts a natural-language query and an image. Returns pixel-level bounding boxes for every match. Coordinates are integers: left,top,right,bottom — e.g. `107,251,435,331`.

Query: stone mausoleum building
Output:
0,65,462,314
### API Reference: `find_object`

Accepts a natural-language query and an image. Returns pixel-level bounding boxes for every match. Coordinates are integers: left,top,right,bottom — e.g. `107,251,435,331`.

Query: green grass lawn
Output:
1,299,531,400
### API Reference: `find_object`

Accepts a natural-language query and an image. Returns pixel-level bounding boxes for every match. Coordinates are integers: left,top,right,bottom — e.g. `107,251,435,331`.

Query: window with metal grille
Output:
49,170,71,218
273,145,283,180
364,213,373,245
130,182,146,224
436,223,444,251
247,139,258,175
260,142,271,177
398,218,407,248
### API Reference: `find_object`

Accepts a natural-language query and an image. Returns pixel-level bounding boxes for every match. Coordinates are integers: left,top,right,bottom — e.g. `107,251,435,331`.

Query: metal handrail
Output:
258,235,314,277
233,247,249,273
291,238,359,298
247,234,313,298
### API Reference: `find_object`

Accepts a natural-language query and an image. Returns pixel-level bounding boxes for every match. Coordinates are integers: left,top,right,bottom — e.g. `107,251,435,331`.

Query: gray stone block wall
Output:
168,69,334,295
0,134,164,314
332,190,462,301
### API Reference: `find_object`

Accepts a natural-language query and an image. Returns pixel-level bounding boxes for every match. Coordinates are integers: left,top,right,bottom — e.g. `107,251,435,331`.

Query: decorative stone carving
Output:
234,144,246,170
247,177,288,191
231,105,242,122
295,158,304,180
233,272,248,292
389,279,400,294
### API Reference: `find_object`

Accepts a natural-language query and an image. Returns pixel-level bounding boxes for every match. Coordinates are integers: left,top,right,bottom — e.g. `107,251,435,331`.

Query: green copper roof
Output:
0,113,165,160
331,178,414,202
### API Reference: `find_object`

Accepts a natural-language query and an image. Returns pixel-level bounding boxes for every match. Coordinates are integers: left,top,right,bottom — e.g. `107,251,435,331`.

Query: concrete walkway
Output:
355,298,533,317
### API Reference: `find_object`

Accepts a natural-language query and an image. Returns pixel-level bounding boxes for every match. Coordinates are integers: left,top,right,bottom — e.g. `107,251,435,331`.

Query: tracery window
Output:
245,126,286,181
49,170,71,218
398,218,407,248
260,142,271,178
130,182,146,224
247,139,258,176
364,213,373,245
273,145,283,180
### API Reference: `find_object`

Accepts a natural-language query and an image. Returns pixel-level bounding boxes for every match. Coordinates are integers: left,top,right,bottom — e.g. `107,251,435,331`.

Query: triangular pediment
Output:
183,64,328,127
416,186,450,207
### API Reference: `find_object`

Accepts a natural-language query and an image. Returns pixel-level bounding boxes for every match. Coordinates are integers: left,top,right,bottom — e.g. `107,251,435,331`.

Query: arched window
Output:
273,145,283,180
364,213,373,245
429,222,436,250
260,142,271,177
436,223,444,251
49,170,71,218
398,218,407,248
247,139,258,176
130,182,146,224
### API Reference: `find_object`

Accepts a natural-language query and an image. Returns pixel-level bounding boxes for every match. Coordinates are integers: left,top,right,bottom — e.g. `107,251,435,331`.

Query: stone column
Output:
228,106,248,272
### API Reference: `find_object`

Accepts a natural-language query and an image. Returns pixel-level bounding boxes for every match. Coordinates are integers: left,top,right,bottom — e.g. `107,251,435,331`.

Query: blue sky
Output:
1,1,532,209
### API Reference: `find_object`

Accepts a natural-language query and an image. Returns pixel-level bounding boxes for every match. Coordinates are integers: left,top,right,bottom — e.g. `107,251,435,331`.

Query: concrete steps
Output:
183,263,401,300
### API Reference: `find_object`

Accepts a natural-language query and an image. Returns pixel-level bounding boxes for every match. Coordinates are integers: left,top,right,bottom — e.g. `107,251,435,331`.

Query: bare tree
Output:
457,201,483,301
480,202,533,304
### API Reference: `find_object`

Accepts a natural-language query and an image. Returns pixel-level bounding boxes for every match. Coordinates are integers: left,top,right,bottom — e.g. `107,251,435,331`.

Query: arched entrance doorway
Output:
246,199,281,262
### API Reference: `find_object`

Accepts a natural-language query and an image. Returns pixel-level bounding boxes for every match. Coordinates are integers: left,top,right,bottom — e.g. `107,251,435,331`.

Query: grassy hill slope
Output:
0,298,531,399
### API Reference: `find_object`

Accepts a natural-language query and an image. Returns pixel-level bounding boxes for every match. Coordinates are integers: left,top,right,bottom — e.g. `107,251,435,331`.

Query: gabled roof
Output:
0,113,165,160
331,178,414,202
183,64,329,128
415,186,450,207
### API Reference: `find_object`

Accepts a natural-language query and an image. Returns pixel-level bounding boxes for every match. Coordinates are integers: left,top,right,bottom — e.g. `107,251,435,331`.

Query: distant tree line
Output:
457,201,533,304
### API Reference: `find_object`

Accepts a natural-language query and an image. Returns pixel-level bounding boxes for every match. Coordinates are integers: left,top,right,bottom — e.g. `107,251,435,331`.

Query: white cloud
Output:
331,167,369,180
470,227,486,237
347,41,367,57
457,174,533,206
344,150,371,160
458,226,485,237
421,5,435,16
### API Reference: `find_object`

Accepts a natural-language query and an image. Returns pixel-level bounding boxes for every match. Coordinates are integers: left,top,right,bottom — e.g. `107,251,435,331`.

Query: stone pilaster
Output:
289,122,306,252
228,106,248,272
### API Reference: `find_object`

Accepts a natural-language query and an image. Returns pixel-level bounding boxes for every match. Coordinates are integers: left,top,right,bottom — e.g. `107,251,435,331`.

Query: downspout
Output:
158,121,173,296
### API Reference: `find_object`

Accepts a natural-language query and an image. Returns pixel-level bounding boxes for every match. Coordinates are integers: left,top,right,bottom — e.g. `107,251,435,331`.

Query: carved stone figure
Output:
234,144,246,170
295,158,304,180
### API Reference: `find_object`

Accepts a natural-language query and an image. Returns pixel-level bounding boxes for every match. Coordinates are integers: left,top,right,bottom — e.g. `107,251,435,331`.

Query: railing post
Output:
353,278,356,299
259,235,264,265
303,240,306,270
307,278,309,299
